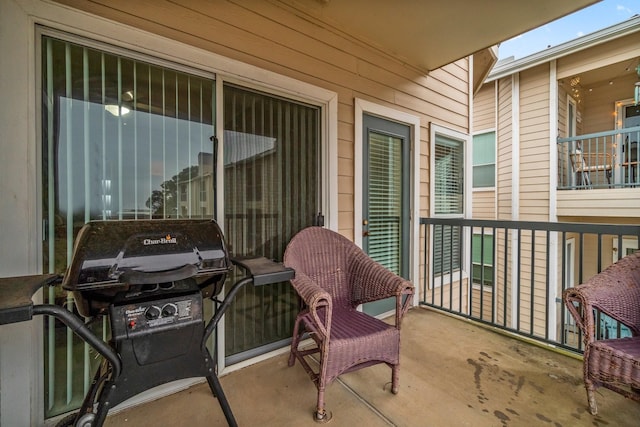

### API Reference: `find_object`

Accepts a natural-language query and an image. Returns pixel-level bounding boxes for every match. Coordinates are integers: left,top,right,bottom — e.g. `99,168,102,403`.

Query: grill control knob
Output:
162,303,178,317
144,305,161,320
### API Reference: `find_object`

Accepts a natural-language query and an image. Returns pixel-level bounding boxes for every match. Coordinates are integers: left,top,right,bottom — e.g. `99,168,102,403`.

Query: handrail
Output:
557,125,640,143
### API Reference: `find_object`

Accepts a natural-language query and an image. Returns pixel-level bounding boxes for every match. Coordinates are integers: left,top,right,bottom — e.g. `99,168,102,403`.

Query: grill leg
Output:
206,374,238,427
92,380,116,427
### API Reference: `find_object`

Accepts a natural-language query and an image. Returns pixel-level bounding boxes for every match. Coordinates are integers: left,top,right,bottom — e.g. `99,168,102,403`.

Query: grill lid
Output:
63,219,231,292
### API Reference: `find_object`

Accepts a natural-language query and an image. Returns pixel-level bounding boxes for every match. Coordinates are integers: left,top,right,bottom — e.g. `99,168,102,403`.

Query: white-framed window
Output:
430,124,471,281
471,232,493,289
472,131,496,189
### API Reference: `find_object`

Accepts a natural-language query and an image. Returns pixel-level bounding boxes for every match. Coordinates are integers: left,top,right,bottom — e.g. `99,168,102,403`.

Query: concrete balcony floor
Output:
104,308,640,426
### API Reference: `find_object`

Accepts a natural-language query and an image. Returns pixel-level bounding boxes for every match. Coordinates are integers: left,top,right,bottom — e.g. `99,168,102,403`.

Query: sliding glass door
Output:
40,34,321,417
223,85,320,361
41,34,217,417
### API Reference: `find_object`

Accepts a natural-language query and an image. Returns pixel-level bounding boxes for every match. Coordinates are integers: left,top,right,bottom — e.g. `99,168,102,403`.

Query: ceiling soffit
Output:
275,0,600,71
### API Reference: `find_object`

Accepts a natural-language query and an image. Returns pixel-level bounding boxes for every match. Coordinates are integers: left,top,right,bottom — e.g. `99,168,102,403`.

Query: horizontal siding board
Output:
472,190,496,220
557,189,640,217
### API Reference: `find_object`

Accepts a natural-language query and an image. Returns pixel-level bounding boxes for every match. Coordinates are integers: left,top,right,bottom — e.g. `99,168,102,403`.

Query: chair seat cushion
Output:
588,336,640,387
300,307,400,382
329,308,396,341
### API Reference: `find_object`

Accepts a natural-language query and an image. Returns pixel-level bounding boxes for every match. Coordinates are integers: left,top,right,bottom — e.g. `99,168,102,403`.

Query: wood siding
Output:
578,73,636,134
496,77,513,221
519,65,550,222
473,83,496,130
473,83,497,220
557,189,640,217
473,190,496,220
54,0,471,239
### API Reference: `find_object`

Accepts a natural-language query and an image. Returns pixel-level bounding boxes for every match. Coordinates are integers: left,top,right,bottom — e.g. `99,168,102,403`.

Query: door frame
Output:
354,98,420,308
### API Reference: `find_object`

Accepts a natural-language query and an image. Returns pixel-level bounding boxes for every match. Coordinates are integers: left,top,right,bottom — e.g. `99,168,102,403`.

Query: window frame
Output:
353,99,421,309
472,129,496,190
429,123,471,288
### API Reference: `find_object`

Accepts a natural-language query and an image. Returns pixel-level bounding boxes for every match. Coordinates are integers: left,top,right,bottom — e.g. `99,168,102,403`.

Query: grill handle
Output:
119,264,198,285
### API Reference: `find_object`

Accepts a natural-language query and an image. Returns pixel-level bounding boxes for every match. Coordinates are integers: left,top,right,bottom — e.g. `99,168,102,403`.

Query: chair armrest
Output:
563,262,640,342
349,250,414,310
289,271,333,339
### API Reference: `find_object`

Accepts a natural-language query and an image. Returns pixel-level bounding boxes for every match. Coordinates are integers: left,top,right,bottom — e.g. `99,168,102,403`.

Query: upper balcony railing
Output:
557,125,640,190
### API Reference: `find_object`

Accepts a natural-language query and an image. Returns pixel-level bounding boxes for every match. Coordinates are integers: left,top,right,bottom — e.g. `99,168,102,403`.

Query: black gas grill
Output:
64,220,231,317
0,219,294,427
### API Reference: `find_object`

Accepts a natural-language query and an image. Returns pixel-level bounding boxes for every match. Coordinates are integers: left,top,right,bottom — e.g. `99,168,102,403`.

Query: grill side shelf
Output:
231,257,295,285
0,274,60,324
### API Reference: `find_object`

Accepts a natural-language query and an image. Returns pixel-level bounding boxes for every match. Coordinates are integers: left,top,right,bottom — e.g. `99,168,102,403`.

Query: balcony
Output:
557,126,640,217
558,126,640,189
69,218,640,426
100,308,640,426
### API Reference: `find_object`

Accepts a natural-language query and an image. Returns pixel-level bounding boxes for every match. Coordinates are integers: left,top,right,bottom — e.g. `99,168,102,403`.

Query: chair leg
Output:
391,364,399,394
314,387,332,423
585,380,598,415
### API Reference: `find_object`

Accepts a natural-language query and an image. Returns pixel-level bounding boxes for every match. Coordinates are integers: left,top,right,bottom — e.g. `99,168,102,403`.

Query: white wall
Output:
0,1,43,425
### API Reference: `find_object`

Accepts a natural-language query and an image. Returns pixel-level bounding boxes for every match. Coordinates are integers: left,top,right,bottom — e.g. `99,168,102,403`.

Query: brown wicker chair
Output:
563,251,640,415
283,227,414,422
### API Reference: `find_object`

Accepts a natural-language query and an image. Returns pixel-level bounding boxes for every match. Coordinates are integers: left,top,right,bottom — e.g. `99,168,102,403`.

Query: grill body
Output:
107,278,212,407
63,219,230,317
62,220,231,425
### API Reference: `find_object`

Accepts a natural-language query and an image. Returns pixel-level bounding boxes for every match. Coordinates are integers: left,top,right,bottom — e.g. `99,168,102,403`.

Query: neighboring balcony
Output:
557,125,640,217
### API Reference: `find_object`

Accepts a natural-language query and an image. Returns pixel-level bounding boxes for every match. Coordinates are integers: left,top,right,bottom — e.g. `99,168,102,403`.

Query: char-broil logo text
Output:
143,234,177,246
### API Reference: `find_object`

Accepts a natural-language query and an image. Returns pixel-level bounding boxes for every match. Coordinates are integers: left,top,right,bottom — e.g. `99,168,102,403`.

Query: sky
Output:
498,0,640,60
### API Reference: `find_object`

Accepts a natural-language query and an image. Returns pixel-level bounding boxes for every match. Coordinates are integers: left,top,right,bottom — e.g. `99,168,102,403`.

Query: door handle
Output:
363,231,370,237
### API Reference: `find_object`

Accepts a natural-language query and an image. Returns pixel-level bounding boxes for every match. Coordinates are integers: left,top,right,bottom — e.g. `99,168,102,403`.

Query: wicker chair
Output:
563,251,640,415
283,227,414,422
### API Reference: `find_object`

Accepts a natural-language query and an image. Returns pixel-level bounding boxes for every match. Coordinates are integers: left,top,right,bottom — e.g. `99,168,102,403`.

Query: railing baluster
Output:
491,227,496,324
458,225,463,314
529,231,535,336
516,228,521,332
503,227,508,327
544,230,550,341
